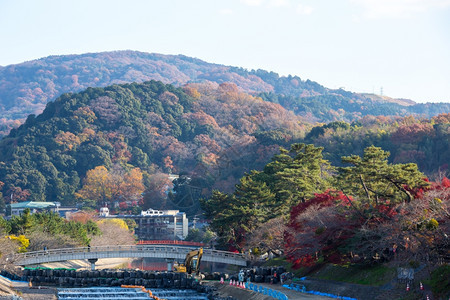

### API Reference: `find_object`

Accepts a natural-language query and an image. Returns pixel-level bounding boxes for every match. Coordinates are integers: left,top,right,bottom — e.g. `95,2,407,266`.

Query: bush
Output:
427,264,450,298
5,235,29,253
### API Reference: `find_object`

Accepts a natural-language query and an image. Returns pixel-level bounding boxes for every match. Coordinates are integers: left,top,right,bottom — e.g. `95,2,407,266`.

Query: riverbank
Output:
206,281,335,300
0,274,57,300
0,275,16,298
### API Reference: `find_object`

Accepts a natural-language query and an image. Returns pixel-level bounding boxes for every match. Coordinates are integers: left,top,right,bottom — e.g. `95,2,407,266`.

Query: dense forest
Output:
304,114,450,173
0,79,448,218
0,80,305,214
1,51,449,136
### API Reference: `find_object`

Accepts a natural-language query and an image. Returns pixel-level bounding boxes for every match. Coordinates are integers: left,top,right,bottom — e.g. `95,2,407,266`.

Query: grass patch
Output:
424,264,450,298
313,264,396,286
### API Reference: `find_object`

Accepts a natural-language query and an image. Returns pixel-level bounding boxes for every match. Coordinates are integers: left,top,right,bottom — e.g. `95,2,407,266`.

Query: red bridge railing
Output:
136,240,205,247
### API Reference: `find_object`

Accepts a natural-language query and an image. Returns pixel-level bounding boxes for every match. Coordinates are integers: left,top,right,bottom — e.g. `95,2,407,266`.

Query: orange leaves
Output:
121,168,145,201
158,91,179,106
76,165,144,206
391,122,434,144
74,107,96,123
432,113,450,124
193,134,221,153
199,153,219,166
67,211,96,224
55,131,81,151
182,86,201,99
183,111,219,128
163,156,173,172
76,166,110,201
55,128,95,151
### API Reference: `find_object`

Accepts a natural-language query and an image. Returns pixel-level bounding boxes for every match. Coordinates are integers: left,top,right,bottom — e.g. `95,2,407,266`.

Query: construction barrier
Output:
247,283,288,300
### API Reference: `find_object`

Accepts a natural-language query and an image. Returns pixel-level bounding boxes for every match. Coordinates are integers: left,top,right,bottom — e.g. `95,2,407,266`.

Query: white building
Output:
133,209,188,240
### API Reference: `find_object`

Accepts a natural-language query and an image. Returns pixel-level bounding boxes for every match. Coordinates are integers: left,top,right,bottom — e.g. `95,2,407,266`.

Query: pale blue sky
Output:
1,0,449,103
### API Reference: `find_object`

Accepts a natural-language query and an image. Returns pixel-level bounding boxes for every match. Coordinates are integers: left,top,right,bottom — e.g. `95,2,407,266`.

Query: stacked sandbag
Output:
22,268,207,290
234,266,286,284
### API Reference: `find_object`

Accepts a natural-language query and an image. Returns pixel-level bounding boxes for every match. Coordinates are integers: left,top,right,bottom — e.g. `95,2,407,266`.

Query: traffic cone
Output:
420,282,424,290
229,279,232,285
220,277,224,284
406,283,410,291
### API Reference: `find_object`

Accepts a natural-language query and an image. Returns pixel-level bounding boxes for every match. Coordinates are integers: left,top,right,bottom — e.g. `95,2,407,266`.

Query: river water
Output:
58,287,209,300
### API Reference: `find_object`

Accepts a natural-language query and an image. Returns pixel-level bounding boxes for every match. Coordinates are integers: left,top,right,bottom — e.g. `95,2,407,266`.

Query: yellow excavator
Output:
174,248,203,275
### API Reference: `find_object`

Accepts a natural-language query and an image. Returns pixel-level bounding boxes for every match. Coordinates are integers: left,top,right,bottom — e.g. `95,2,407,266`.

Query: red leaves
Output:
374,204,398,218
285,177,450,268
285,190,355,268
391,122,434,144
442,177,450,188
289,190,342,230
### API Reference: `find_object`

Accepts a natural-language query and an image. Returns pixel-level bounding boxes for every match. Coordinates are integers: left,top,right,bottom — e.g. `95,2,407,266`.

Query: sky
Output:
0,0,449,103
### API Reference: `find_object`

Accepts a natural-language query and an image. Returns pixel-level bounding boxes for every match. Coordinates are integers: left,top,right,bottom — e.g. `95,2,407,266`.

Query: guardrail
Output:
137,240,205,247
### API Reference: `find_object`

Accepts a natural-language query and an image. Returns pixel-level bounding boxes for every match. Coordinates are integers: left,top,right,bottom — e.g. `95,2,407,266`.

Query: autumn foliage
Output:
285,190,355,268
75,165,144,207
285,178,449,268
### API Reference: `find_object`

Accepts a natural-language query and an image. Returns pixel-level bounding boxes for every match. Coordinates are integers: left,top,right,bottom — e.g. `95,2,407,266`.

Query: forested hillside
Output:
1,50,449,136
202,143,449,271
304,114,450,174
0,76,448,217
0,80,305,213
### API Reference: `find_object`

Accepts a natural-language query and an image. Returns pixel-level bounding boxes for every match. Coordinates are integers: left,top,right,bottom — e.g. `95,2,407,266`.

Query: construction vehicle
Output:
173,248,203,275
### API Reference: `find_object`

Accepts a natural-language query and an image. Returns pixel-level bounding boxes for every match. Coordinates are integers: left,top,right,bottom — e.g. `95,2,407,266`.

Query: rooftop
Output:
10,201,58,209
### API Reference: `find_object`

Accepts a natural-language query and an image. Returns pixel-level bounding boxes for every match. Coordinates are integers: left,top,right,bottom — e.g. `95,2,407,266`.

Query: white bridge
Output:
15,245,247,269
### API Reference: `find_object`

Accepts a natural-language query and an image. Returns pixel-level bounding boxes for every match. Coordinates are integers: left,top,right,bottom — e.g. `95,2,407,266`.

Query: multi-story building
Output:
132,209,188,240
100,208,188,241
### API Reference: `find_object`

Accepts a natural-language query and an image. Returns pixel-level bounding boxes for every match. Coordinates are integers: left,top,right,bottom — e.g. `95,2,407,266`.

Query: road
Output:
208,281,335,299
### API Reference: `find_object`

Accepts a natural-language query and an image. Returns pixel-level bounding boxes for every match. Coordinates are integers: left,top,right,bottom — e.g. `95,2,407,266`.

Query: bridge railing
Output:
137,240,205,247
16,245,247,263
20,245,189,259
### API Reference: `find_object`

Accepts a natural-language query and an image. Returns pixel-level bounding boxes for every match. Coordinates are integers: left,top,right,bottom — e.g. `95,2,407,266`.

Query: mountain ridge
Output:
0,50,448,137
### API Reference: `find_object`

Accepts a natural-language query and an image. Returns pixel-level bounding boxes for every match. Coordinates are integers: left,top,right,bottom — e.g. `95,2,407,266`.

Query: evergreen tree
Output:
337,145,429,211
233,171,275,228
270,144,332,212
200,191,236,249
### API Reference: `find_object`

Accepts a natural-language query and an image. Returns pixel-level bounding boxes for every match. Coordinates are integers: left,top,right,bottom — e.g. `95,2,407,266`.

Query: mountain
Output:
1,50,448,136
0,80,305,211
0,78,448,215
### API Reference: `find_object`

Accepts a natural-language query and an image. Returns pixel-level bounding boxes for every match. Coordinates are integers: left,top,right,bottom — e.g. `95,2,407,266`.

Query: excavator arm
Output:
174,248,203,274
